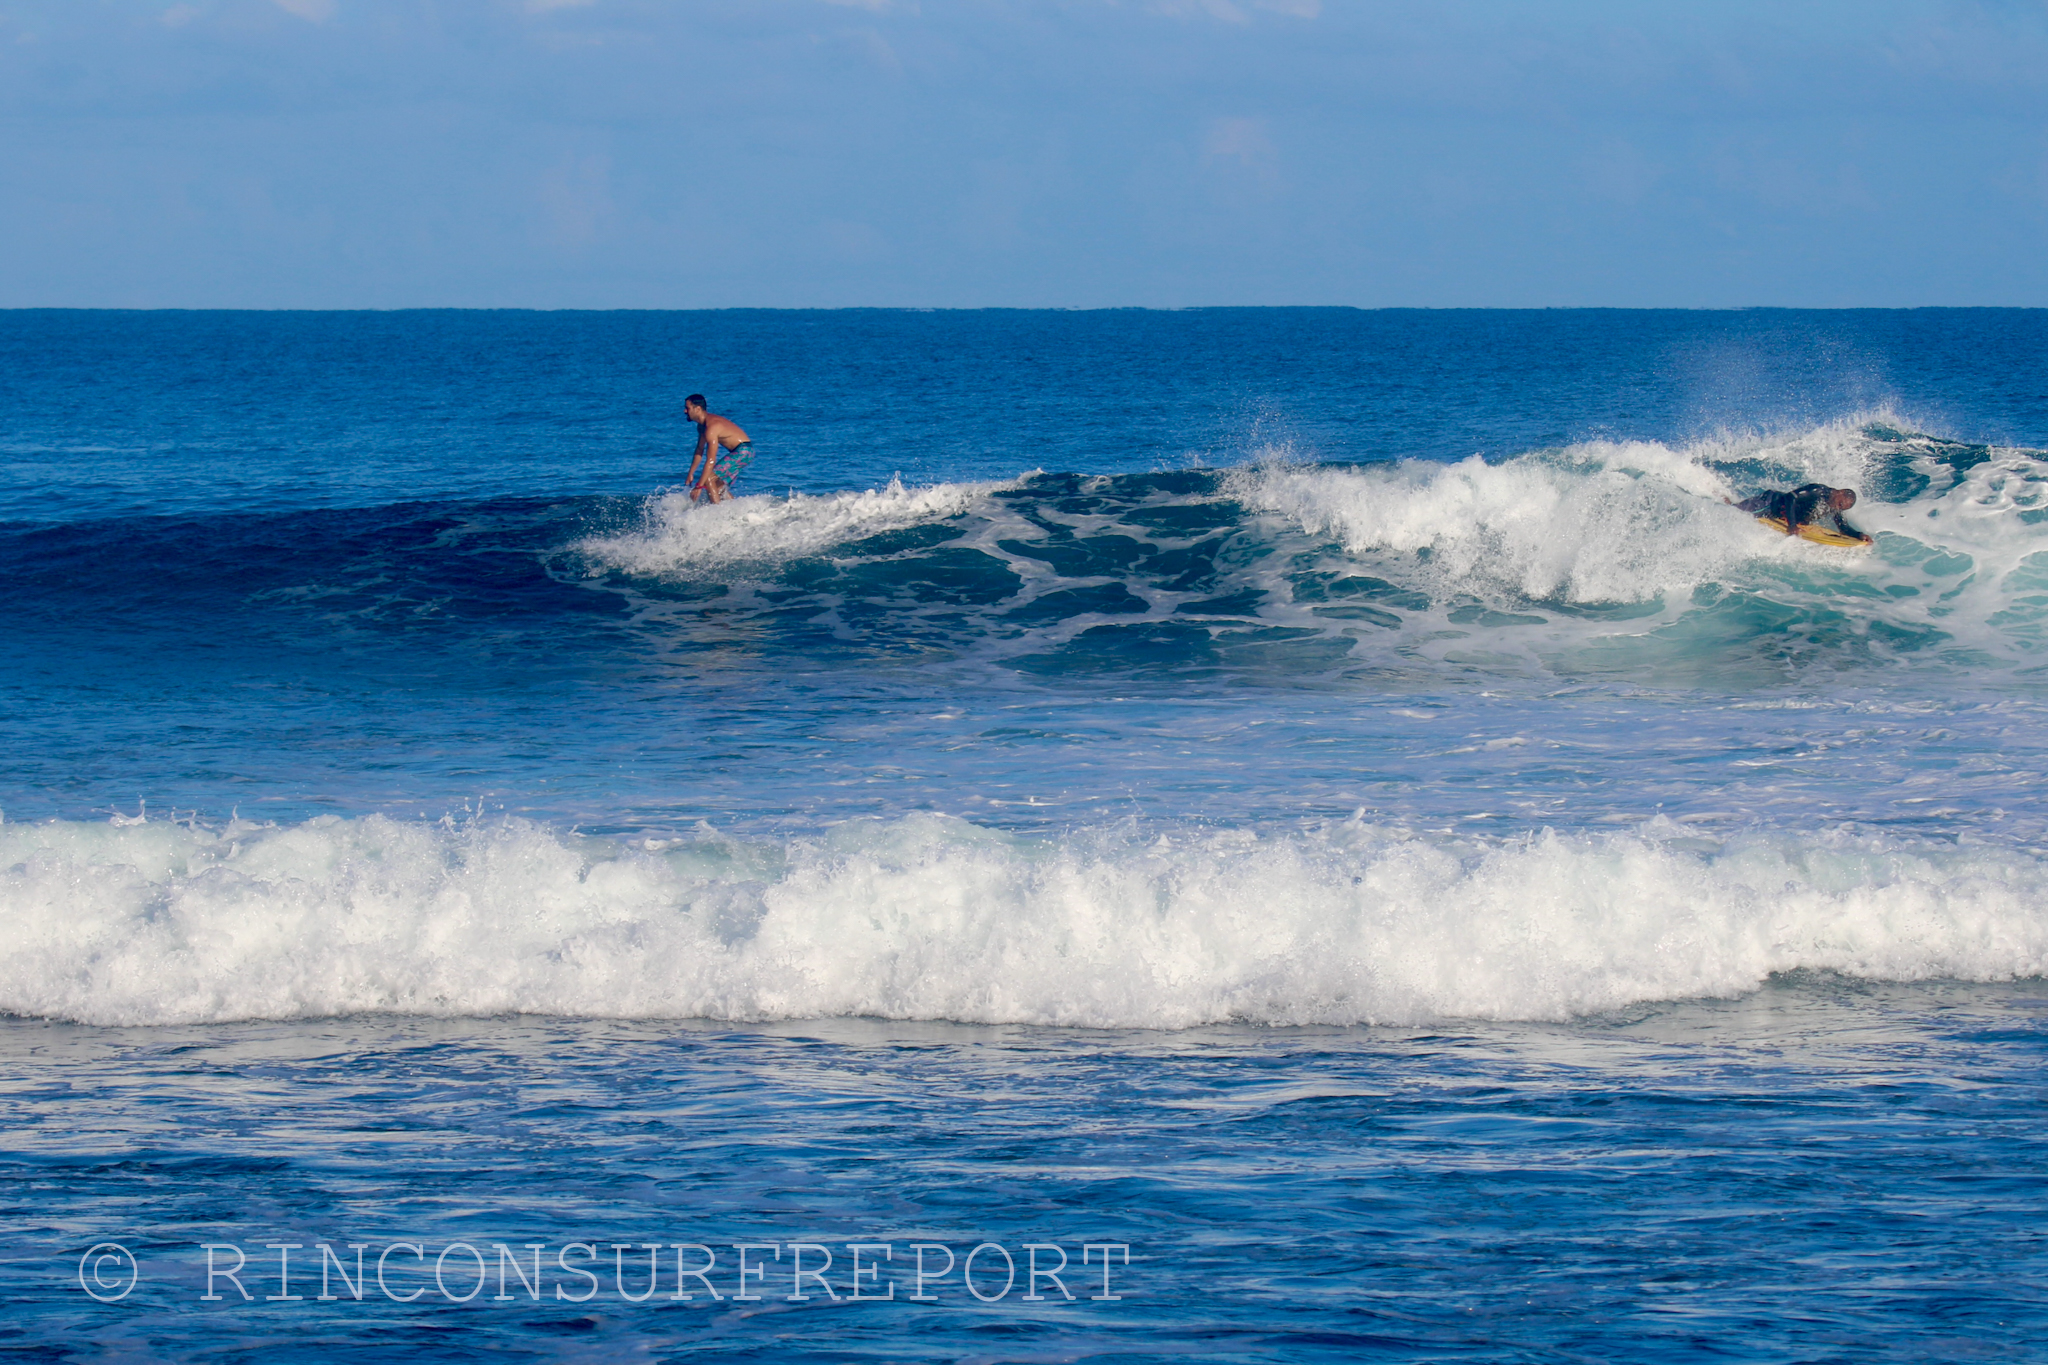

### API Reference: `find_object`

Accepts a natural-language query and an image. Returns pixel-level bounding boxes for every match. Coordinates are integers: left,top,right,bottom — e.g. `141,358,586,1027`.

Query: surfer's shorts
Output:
713,441,754,487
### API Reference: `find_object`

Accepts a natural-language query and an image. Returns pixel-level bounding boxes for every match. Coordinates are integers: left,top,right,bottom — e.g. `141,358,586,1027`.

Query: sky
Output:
2,0,2046,308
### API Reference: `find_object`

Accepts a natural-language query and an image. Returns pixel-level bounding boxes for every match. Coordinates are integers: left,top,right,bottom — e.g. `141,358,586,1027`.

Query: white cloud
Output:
1204,116,1283,196
846,27,902,71
527,0,599,12
820,0,917,13
269,0,334,22
1206,116,1274,168
1147,0,1314,22
810,25,904,72
160,4,203,26
1150,0,1248,22
537,153,613,249
818,218,889,262
1580,137,1664,207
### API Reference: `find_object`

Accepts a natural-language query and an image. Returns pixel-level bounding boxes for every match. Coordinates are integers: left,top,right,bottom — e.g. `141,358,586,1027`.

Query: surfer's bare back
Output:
683,394,754,504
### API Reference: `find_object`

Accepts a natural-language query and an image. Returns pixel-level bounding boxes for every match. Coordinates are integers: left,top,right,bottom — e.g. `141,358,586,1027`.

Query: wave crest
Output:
6,811,2043,1028
1228,449,1752,605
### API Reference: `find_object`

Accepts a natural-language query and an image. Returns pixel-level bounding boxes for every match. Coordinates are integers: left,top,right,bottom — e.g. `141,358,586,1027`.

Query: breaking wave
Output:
553,415,2048,687
5,809,2044,1028
9,415,2047,690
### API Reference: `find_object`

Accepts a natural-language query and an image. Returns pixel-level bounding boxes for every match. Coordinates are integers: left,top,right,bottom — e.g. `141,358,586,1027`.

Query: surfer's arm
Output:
683,432,710,492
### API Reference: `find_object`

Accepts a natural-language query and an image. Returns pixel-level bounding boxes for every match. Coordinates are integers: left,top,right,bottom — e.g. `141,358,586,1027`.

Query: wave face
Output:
7,809,2045,1028
558,418,2048,688
4,416,2039,692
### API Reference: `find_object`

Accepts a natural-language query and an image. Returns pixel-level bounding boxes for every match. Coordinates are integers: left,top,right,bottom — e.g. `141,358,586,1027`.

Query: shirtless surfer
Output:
1733,483,1869,543
682,394,753,504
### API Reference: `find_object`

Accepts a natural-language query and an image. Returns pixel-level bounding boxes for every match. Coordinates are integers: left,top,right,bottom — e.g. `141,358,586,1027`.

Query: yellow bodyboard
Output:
1755,515,1870,550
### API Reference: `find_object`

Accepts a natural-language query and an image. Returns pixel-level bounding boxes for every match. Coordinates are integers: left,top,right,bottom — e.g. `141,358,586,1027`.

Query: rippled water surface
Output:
8,981,2048,1362
4,308,2047,1359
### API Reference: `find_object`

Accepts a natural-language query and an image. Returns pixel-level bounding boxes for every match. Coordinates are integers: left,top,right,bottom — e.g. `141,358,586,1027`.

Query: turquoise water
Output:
4,308,2047,1359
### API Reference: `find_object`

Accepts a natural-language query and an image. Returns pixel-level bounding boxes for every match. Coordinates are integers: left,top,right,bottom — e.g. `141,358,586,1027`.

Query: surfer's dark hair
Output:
685,393,707,410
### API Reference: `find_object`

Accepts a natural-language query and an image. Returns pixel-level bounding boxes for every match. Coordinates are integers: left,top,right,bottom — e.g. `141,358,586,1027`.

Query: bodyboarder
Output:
1734,483,1870,544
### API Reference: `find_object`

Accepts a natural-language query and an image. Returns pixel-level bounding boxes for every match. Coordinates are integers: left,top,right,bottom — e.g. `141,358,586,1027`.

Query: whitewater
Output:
10,810,2048,1029
8,413,2048,1031
6,307,2047,1362
567,416,2048,686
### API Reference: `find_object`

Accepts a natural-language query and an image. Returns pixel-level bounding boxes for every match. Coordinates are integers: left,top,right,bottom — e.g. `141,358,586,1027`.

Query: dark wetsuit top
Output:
1736,483,1863,539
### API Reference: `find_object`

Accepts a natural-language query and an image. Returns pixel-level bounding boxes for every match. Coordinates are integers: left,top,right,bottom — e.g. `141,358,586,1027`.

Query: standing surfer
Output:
682,394,754,504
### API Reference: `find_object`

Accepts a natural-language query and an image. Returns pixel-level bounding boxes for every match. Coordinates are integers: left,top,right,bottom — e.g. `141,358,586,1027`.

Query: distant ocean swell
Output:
5,810,2044,1028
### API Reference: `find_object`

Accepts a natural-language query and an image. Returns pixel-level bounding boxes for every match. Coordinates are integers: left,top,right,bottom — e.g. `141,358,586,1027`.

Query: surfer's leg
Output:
706,448,743,502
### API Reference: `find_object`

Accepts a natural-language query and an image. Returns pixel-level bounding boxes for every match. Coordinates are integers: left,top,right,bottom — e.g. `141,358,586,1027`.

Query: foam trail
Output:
575,476,1015,577
5,812,2045,1028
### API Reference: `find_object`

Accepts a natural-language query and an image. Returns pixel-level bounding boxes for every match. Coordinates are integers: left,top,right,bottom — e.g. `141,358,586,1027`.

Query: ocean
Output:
5,307,2047,1361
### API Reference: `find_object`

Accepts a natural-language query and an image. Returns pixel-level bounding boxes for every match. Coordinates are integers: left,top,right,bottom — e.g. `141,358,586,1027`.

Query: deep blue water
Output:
4,308,2048,1361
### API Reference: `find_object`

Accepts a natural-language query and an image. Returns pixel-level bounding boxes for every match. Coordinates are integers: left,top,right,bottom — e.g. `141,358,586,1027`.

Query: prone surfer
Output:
682,394,753,504
1733,483,1869,544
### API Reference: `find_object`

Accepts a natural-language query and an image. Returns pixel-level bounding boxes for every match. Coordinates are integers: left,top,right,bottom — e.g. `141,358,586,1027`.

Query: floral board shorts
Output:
713,441,754,486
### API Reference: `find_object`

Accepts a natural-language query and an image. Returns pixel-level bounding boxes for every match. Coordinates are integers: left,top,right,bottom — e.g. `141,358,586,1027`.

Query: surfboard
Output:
1755,515,1872,550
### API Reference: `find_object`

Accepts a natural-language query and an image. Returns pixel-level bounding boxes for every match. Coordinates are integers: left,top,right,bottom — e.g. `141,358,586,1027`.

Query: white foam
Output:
1223,416,1987,607
6,811,2044,1028
575,477,1016,577
1229,448,1761,605
1220,419,2048,670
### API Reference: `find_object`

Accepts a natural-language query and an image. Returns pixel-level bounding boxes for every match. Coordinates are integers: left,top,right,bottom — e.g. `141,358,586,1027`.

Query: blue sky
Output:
3,0,2046,307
